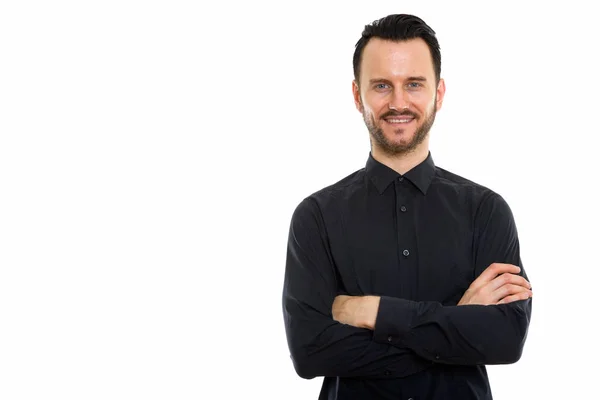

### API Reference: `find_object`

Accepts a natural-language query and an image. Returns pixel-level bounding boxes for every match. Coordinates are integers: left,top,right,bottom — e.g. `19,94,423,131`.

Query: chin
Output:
386,129,414,142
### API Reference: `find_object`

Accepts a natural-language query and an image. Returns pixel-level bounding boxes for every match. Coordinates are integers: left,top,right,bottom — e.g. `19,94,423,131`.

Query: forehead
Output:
360,37,435,81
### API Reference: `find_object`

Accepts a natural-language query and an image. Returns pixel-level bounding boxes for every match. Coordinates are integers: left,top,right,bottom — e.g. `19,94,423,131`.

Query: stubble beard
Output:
363,102,437,157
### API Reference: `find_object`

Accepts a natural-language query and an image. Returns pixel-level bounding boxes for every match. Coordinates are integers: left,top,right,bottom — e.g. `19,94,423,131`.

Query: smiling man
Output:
282,14,532,400
356,37,440,162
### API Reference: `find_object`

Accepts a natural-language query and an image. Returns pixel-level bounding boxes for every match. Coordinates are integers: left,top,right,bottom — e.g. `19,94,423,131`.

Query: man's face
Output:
352,38,445,156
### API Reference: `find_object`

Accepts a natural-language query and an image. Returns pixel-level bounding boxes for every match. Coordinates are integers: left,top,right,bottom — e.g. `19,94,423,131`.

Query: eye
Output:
374,83,390,90
407,82,423,89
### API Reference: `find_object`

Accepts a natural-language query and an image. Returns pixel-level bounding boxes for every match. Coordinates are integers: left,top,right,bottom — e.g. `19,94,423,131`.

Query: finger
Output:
472,263,521,288
497,290,532,305
488,273,531,292
492,284,532,303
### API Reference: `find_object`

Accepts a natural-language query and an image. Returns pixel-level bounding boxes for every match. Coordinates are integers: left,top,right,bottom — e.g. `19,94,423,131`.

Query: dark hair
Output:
353,14,441,85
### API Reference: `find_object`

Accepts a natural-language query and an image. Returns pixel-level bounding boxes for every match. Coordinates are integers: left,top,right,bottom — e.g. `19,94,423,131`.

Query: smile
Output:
384,117,415,124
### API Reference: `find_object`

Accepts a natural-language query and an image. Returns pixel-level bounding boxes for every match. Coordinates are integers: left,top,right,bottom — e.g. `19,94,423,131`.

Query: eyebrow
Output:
369,76,428,85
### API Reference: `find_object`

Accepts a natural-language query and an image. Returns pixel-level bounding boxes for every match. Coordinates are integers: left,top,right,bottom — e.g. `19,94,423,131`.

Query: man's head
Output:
352,14,445,157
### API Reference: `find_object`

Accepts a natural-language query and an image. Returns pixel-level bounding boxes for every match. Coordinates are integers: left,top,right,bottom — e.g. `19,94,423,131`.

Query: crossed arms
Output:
282,194,532,379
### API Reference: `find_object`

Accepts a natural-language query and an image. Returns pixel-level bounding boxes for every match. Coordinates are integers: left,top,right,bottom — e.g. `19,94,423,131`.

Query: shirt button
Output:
398,176,404,182
387,336,393,342
384,370,391,376
403,249,410,257
407,398,414,400
400,205,407,212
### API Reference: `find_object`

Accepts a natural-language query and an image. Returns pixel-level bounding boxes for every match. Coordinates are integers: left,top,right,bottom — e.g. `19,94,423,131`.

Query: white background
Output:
1,1,598,399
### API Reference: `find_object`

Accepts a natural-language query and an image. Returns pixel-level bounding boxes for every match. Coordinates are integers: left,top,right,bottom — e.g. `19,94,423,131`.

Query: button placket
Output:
395,176,415,298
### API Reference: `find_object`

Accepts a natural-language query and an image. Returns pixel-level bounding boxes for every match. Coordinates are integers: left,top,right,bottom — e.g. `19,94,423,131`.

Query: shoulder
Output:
291,167,366,219
433,165,514,219
438,167,517,232
434,166,492,195
435,165,507,200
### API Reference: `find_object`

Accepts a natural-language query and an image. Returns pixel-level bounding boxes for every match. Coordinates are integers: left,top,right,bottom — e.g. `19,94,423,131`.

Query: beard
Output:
363,100,437,156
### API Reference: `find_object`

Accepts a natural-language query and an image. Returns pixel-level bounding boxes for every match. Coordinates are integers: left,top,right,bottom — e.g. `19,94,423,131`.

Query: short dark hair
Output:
353,14,441,85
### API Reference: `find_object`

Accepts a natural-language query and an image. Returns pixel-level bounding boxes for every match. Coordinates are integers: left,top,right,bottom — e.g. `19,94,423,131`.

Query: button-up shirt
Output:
282,151,532,400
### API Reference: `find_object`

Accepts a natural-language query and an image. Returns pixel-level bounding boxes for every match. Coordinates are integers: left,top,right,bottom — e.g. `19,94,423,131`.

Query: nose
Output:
388,89,410,111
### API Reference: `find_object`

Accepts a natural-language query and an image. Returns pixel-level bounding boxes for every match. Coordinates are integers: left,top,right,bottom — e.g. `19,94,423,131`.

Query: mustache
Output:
380,110,418,119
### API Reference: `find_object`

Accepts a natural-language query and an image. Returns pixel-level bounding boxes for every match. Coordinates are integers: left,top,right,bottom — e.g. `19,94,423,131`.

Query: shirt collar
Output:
365,151,436,195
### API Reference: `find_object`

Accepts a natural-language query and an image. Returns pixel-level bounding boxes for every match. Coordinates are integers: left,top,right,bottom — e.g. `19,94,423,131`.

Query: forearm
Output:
373,296,532,365
284,296,430,379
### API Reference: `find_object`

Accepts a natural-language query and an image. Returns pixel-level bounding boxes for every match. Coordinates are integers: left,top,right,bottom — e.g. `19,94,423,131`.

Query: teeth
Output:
387,118,412,123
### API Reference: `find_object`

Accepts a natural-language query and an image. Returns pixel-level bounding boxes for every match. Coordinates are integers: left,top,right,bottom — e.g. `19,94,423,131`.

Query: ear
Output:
435,78,446,111
352,80,363,113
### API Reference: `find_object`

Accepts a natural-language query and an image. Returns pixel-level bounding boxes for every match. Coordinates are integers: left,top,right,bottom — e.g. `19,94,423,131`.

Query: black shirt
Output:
282,151,532,400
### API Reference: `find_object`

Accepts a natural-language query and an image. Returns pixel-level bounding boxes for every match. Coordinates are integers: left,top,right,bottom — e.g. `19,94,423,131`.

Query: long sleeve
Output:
372,192,532,365
282,197,430,379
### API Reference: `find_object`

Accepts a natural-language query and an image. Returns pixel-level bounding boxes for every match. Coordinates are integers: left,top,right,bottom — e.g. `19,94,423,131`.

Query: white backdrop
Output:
1,1,598,399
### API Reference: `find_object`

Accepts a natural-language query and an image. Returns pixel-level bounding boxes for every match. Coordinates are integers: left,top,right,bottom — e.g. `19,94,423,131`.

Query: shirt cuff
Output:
373,296,418,346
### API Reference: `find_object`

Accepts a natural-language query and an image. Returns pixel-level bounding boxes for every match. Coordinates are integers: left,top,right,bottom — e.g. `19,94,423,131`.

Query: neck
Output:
371,143,430,175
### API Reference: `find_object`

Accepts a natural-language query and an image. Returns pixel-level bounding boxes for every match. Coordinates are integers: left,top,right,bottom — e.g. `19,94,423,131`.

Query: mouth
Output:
383,116,415,125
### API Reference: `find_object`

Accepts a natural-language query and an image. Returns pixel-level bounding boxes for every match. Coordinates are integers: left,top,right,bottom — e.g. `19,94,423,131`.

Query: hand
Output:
458,263,532,306
332,295,380,330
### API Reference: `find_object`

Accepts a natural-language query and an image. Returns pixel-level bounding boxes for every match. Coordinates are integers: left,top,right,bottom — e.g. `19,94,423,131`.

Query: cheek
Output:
360,102,375,119
412,92,436,109
365,108,380,124
363,94,387,116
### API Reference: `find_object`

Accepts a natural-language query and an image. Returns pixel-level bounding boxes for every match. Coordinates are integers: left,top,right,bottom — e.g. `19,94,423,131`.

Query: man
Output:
282,13,532,400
